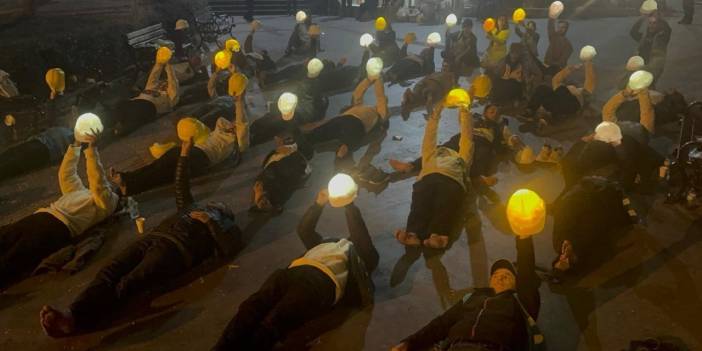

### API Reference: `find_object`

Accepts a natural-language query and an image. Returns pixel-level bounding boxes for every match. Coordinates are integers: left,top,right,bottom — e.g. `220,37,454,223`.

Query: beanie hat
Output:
491,259,517,276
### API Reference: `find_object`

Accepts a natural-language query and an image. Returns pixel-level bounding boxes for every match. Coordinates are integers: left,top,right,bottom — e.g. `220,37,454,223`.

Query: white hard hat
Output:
278,92,298,121
579,45,597,61
359,33,374,48
446,13,458,27
296,10,308,23
366,57,384,79
640,0,658,15
427,32,441,46
626,56,645,72
594,121,623,145
175,19,189,30
328,173,358,208
74,113,104,143
307,58,324,78
628,70,654,91
549,1,565,18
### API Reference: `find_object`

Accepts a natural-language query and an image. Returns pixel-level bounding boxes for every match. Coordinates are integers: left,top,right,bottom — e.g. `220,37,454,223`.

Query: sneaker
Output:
536,144,552,162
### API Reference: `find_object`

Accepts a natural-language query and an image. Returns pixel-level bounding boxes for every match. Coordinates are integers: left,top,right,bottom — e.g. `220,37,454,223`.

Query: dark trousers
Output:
0,212,71,287
491,78,523,106
0,139,50,181
682,0,694,23
385,59,423,84
307,115,366,149
111,99,158,137
250,112,290,146
406,173,465,240
121,147,210,196
212,265,336,351
527,85,581,120
261,64,307,87
70,235,188,329
470,137,498,178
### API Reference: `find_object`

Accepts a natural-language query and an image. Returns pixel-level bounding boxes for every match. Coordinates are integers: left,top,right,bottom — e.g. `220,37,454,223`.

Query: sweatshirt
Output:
544,19,573,68
289,238,352,303
36,145,119,237
552,61,596,107
343,78,389,133
602,88,655,134
196,98,249,164
135,63,180,114
418,104,473,190
485,28,510,66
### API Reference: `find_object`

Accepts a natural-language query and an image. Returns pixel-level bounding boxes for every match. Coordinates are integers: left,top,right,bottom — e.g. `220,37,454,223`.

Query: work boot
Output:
547,147,563,164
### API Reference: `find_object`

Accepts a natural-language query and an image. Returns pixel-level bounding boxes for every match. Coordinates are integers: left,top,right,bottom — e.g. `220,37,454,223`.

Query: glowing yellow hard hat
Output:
549,1,565,18
278,92,298,121
483,18,496,32
149,142,177,159
228,73,248,97
506,189,546,237
445,88,471,109
514,146,535,165
214,50,233,70
328,173,358,208
375,17,387,31
579,45,597,61
470,74,492,98
177,117,210,144
628,70,654,91
45,68,65,95
156,46,172,64
426,32,441,46
513,8,527,23
225,38,241,53
366,57,384,79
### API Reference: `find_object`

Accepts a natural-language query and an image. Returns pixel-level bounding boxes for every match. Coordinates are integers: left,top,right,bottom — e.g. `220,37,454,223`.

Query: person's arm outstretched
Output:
164,63,180,107
516,236,540,319
458,106,474,168
296,189,328,250
638,88,655,134
83,132,118,211
234,94,250,152
175,138,195,212
58,141,86,195
422,102,444,166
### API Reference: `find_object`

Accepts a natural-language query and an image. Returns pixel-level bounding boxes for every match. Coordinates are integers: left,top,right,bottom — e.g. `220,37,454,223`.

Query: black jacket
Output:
149,154,242,267
296,203,378,308
403,238,540,351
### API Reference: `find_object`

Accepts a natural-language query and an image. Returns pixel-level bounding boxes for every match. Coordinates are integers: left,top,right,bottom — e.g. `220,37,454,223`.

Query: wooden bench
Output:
125,23,168,72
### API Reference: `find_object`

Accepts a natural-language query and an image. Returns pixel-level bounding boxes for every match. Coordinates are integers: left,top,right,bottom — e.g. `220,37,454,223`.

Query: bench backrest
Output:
126,23,167,48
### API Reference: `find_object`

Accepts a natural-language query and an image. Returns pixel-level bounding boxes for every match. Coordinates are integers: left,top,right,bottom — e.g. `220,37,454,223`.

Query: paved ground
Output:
2,4,702,350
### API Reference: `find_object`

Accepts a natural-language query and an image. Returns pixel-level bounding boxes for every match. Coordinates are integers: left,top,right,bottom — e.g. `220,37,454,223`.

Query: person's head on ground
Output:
483,103,500,121
594,121,623,146
490,260,517,293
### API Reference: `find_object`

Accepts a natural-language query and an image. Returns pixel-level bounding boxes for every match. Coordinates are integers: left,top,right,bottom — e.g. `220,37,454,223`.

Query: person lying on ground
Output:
106,58,180,137
1,129,120,288
305,71,389,173
551,176,636,279
251,128,313,213
520,59,596,131
40,138,243,337
249,62,329,145
400,62,456,121
383,34,438,85
212,187,379,350
390,104,522,191
109,74,249,197
391,235,541,351
0,126,73,182
369,17,401,66
394,94,473,250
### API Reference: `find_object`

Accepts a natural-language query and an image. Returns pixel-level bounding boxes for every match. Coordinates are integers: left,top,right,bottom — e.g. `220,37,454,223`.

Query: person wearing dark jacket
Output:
551,176,635,277
39,138,243,337
443,18,480,78
1,131,119,288
491,43,526,106
630,13,671,85
384,37,438,85
285,14,318,59
212,187,379,351
250,65,329,146
392,235,541,351
252,128,313,212
401,65,456,120
0,126,73,181
369,20,401,66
